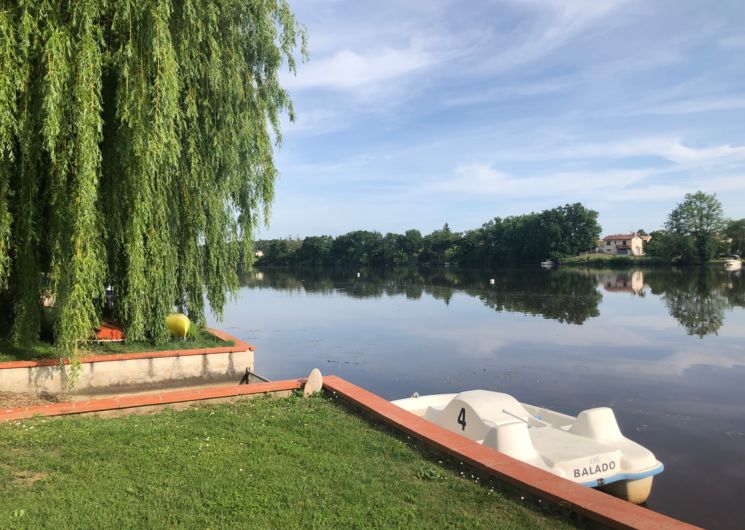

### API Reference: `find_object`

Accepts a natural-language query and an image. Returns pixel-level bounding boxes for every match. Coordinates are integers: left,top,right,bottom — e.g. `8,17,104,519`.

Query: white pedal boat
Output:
392,390,663,504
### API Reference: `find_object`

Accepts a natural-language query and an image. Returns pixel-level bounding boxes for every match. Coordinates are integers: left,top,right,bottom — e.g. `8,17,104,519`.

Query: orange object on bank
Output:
94,321,125,341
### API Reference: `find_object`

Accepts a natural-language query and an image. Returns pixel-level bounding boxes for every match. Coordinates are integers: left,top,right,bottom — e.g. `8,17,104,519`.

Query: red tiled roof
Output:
603,234,635,241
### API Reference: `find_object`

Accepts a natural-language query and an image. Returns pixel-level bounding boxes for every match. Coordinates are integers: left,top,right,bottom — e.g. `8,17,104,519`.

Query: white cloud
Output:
283,46,434,93
282,108,345,136
475,0,634,72
443,77,573,106
422,163,649,198
284,0,637,99
597,175,745,202
425,163,510,194
421,154,745,204
718,35,745,49
564,138,745,165
645,96,745,115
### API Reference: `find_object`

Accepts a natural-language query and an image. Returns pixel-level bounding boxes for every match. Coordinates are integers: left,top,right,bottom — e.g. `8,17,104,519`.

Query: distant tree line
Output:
645,191,744,263
247,203,601,270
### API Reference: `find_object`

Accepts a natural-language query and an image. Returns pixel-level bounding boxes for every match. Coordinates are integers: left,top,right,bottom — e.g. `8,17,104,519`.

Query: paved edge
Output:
322,375,700,530
0,379,301,420
0,328,255,370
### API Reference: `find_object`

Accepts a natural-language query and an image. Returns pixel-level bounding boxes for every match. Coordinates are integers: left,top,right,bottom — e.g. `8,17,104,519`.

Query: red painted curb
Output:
0,328,255,370
0,379,302,421
322,375,699,530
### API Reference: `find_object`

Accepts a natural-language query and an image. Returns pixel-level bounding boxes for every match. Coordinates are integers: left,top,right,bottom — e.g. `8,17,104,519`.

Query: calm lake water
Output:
208,267,745,529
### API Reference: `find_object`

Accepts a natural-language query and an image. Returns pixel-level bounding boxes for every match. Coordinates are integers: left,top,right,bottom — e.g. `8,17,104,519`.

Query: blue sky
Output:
263,0,745,238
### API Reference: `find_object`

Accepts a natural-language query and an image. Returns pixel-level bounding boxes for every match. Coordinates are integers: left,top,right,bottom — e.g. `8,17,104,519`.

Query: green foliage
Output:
645,229,694,262
255,203,601,268
664,191,727,262
294,235,333,266
253,237,303,267
725,218,745,256
331,230,386,267
419,223,459,266
0,1,305,361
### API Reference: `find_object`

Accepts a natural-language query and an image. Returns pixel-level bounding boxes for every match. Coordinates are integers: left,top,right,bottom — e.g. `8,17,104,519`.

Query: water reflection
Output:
241,267,745,336
241,267,602,324
471,271,601,325
599,270,646,295
644,269,743,337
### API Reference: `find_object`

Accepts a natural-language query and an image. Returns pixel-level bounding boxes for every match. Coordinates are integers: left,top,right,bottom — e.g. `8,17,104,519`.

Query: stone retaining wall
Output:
0,329,254,395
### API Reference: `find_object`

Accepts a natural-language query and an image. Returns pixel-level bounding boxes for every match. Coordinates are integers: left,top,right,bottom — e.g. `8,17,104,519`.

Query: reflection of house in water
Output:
601,271,646,295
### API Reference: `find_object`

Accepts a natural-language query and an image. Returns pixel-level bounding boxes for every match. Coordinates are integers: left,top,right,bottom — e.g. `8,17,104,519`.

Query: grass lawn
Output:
560,253,663,267
0,395,577,529
0,328,233,363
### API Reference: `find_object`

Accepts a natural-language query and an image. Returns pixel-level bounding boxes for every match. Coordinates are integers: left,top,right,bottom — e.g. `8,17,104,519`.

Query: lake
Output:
208,266,745,529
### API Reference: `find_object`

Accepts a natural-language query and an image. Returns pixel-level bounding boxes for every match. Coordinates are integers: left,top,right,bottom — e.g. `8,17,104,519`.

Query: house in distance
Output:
597,233,651,256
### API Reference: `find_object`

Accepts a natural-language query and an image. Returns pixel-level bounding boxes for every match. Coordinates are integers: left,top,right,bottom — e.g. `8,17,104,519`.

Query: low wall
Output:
0,329,254,395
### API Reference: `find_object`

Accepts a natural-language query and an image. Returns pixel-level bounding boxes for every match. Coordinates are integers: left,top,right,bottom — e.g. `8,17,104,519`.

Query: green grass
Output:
560,253,665,268
0,395,577,529
0,328,232,363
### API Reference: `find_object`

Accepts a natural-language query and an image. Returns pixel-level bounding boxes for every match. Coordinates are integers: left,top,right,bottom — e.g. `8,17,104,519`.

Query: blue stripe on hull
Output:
580,463,664,488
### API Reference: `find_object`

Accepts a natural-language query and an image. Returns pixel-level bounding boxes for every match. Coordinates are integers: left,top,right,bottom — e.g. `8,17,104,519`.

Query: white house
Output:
597,233,650,256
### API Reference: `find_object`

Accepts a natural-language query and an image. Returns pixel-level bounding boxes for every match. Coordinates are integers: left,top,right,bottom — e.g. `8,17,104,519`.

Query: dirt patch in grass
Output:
0,392,58,410
12,470,46,487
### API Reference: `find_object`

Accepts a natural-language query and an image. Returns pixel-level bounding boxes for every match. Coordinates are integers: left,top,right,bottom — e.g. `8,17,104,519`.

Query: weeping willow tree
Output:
0,0,305,359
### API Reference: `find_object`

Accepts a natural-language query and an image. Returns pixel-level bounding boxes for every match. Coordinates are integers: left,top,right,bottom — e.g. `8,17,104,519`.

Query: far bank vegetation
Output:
249,203,601,270
250,193,745,270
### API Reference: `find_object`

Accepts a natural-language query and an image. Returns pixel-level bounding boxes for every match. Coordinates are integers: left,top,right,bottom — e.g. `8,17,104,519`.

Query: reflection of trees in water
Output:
644,268,745,337
556,267,745,337
239,267,602,325
465,271,601,324
240,266,745,334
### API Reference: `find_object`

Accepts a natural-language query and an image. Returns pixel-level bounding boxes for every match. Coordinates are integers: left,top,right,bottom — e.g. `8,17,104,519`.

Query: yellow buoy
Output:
166,313,191,339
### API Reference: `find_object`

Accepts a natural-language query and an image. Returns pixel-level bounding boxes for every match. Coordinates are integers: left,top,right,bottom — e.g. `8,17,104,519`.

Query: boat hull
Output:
392,391,662,504
600,476,654,505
